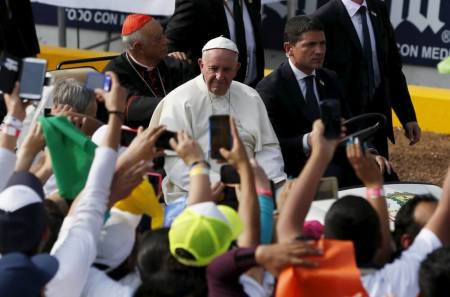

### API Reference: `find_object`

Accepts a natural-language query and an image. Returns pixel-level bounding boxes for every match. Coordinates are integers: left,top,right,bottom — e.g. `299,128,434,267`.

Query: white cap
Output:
202,36,239,54
91,125,127,155
95,208,141,272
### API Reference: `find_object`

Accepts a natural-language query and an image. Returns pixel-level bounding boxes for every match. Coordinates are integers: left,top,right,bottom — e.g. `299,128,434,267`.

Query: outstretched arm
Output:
277,120,341,243
170,130,211,206
425,162,450,246
47,71,128,297
347,139,391,264
0,83,26,189
221,117,260,247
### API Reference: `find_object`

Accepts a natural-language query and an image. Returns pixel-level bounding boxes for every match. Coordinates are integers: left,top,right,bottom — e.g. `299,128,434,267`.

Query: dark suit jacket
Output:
312,0,417,142
0,0,40,122
100,53,195,128
164,0,264,83
0,0,40,58
256,61,350,178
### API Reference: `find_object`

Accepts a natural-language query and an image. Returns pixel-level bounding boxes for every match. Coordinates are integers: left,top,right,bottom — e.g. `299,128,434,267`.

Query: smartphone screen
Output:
209,115,231,160
320,99,341,139
220,164,240,184
155,130,177,150
147,172,163,197
19,58,47,100
85,72,111,92
120,128,137,147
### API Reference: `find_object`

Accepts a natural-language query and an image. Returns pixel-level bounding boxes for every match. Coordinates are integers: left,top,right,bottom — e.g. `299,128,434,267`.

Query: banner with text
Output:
261,0,450,67
30,0,175,16
31,0,450,67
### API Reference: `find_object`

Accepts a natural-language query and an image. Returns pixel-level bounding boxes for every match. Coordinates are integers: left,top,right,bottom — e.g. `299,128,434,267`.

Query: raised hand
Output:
346,138,383,188
169,130,204,166
309,119,344,161
210,181,225,202
110,160,151,206
94,71,127,113
15,123,46,172
51,104,74,117
250,158,271,192
120,125,167,165
369,153,393,175
255,241,322,276
20,122,45,156
4,82,27,121
219,117,249,170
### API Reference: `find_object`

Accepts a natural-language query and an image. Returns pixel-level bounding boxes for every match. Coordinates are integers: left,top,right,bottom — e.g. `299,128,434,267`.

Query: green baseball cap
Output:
169,202,242,267
438,56,450,74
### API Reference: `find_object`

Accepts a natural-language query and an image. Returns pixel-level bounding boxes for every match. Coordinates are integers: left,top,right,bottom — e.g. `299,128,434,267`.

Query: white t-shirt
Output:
46,147,118,297
240,271,275,297
81,268,141,297
0,147,16,191
362,228,442,297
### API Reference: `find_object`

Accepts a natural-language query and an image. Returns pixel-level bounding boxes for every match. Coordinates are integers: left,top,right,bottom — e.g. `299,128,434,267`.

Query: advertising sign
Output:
261,0,450,67
31,0,175,16
31,0,450,67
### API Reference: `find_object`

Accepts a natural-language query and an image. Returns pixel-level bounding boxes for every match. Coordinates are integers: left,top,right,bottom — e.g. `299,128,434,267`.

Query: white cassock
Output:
156,74,286,203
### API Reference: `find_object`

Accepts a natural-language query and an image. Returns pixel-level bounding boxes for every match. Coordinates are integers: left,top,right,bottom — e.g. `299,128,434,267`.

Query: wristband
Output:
258,195,275,244
3,115,23,129
189,165,209,177
1,124,21,137
256,188,273,197
189,160,210,169
366,187,384,199
108,110,125,121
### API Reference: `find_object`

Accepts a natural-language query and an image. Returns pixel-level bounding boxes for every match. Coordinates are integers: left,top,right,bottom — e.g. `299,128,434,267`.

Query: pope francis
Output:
155,36,286,202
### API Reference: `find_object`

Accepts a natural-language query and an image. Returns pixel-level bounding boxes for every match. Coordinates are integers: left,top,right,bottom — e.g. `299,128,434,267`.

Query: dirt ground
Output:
389,128,450,186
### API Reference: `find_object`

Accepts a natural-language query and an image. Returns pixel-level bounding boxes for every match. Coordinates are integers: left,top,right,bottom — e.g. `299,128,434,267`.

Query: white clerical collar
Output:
288,58,316,82
126,52,155,71
341,0,368,17
209,91,230,100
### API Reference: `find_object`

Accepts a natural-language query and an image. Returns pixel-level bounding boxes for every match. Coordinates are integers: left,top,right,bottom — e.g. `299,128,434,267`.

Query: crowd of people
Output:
0,0,449,296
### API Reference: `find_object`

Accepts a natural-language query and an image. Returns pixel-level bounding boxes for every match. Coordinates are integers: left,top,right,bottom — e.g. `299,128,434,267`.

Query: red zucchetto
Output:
121,14,153,36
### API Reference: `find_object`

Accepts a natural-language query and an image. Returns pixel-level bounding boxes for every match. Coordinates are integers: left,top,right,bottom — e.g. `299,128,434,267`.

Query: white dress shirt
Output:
288,58,320,103
341,0,381,87
362,228,442,297
224,0,257,84
81,268,141,297
288,58,319,156
46,147,118,297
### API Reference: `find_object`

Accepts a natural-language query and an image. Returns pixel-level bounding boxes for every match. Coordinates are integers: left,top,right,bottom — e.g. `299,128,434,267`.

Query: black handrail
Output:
56,55,118,70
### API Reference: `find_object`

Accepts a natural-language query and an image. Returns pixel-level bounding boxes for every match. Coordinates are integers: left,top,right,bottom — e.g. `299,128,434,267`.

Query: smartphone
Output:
85,72,111,92
155,130,177,150
19,57,47,100
120,127,137,147
0,54,20,94
220,164,240,184
209,115,231,160
147,172,163,197
320,99,341,139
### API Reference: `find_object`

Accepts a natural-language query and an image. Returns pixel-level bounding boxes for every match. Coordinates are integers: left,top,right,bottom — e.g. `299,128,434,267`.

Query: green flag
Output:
40,116,97,200
438,56,450,74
